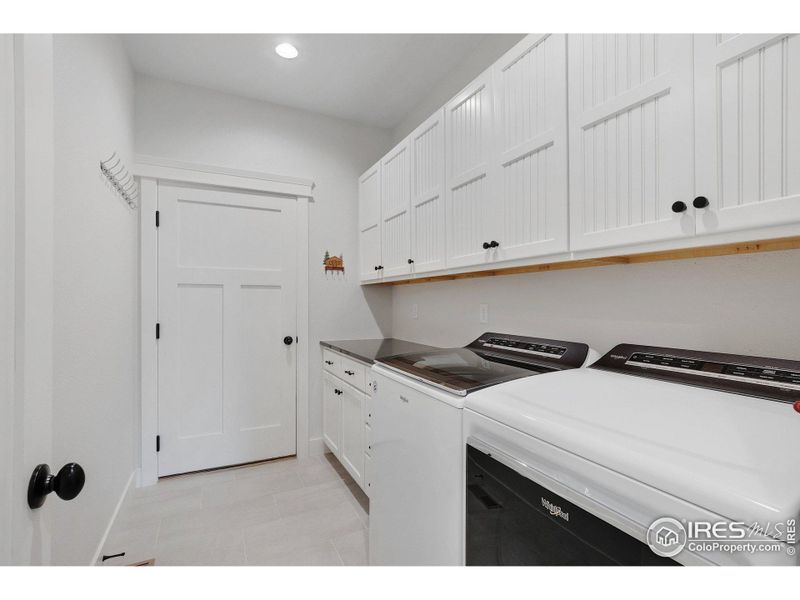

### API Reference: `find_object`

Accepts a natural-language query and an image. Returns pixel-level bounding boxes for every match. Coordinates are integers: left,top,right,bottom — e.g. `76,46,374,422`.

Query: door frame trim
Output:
135,160,312,487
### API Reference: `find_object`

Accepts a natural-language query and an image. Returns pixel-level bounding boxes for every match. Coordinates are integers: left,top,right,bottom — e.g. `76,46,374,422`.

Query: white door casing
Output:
493,34,570,262
409,109,447,274
568,34,696,251
157,184,297,476
445,69,498,269
380,140,412,278
359,161,382,281
694,34,800,235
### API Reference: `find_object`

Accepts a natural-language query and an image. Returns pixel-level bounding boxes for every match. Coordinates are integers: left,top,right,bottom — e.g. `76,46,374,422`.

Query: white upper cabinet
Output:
445,69,497,269
568,34,696,252
409,109,446,274
492,34,569,262
359,161,382,281
380,139,412,278
695,34,800,235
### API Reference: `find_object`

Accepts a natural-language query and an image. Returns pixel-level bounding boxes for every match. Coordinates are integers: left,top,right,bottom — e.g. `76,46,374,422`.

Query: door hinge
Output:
155,210,160,227
156,323,160,339
156,435,160,452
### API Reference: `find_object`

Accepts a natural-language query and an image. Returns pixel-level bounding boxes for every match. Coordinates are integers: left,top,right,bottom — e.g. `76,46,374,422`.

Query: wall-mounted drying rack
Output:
100,152,138,209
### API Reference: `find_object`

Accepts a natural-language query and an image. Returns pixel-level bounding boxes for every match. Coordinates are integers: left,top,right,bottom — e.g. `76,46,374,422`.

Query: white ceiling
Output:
122,34,517,129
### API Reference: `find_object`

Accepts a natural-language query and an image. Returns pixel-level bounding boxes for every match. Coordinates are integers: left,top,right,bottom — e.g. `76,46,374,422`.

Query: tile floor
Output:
100,454,369,566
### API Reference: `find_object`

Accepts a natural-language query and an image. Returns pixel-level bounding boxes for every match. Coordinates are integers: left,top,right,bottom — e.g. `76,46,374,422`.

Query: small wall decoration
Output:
323,251,345,277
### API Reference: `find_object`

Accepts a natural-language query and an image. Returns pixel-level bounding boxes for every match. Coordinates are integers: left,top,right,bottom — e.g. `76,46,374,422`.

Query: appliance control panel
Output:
593,344,800,403
469,333,589,370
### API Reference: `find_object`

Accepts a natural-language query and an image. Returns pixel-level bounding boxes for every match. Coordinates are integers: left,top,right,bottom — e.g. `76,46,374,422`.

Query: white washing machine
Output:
464,343,800,566
368,332,596,565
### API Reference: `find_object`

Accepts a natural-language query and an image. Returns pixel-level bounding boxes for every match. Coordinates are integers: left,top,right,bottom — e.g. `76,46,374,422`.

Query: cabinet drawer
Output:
322,349,339,373
337,356,367,392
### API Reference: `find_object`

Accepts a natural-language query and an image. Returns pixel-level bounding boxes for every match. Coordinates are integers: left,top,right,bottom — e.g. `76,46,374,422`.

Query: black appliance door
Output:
465,445,678,566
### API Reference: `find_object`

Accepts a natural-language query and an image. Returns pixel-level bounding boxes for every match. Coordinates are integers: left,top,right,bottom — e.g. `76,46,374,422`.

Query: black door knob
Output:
693,196,710,209
283,336,294,345
482,242,490,249
407,258,414,264
28,463,85,509
489,240,499,248
671,201,688,213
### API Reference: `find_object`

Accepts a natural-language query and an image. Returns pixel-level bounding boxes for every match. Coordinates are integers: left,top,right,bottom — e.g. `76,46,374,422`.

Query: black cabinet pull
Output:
671,201,688,213
334,389,343,395
482,241,490,250
374,266,378,271
344,370,355,376
489,240,499,248
324,360,334,365
283,336,294,345
407,258,414,264
693,196,710,209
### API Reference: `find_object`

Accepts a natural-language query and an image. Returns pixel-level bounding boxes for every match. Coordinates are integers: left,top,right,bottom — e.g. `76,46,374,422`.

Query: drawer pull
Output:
334,389,343,395
324,360,334,365
344,370,355,376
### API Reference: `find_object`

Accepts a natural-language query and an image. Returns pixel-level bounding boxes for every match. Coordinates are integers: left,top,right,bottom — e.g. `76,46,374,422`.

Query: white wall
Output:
134,75,393,450
51,34,138,565
390,34,524,144
392,251,800,361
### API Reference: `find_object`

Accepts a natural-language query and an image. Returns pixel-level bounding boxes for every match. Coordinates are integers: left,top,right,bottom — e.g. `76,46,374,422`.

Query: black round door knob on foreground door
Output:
283,336,294,345
671,201,688,213
693,196,710,209
28,463,85,509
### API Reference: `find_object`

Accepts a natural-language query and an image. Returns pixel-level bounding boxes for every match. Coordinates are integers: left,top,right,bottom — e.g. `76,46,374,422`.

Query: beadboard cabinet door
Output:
380,139,412,278
695,34,800,235
492,34,569,262
445,69,498,269
359,161,382,282
409,109,447,274
568,34,696,252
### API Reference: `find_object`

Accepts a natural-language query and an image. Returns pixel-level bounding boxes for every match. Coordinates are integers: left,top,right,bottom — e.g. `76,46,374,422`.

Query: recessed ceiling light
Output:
275,43,298,59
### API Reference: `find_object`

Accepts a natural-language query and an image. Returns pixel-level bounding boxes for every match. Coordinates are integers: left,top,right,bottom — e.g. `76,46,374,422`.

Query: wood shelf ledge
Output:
378,235,800,286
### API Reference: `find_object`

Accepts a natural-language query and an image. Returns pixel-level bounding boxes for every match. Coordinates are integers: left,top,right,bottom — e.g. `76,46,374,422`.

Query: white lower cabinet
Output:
321,348,371,495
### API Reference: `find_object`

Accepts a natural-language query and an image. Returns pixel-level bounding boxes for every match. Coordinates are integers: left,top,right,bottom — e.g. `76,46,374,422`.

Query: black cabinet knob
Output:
378,265,383,270
482,242,490,250
344,370,355,376
28,463,85,509
693,196,710,209
671,201,688,213
407,258,414,264
489,240,499,248
374,266,378,271
283,336,294,345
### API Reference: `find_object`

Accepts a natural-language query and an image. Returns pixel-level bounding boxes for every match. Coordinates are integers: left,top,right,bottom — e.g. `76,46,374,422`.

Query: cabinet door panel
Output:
695,34,800,234
340,385,365,487
359,162,382,281
381,141,411,277
410,110,446,274
322,375,340,456
494,34,569,261
445,71,497,268
568,34,695,251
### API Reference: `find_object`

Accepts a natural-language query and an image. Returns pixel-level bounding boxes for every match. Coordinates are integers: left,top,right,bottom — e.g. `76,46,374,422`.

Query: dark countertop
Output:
320,338,438,365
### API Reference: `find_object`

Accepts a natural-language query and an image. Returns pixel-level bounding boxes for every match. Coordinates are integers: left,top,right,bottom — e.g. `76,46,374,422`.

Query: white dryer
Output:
368,332,596,565
464,343,800,566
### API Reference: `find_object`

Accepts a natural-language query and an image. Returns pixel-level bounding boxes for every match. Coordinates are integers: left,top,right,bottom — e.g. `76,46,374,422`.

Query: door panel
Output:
322,374,341,456
568,34,695,251
158,185,297,476
381,141,411,277
695,34,800,234
339,385,365,486
410,110,446,273
445,71,497,268
494,34,569,261
359,162,382,281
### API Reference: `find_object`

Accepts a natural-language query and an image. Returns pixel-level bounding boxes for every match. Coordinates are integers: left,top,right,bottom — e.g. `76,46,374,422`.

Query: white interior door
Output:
695,34,800,235
568,34,696,251
158,184,297,476
493,34,569,262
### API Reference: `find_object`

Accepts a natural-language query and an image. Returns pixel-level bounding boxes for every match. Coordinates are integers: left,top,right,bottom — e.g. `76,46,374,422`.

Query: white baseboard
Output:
309,436,327,456
90,468,136,566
